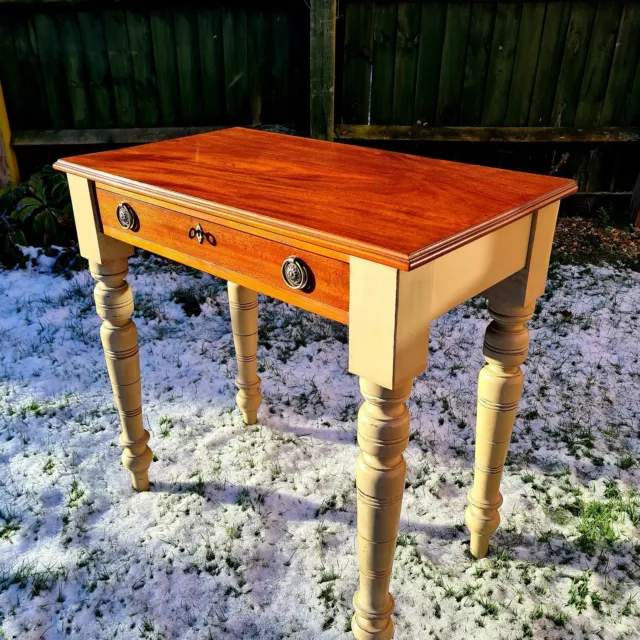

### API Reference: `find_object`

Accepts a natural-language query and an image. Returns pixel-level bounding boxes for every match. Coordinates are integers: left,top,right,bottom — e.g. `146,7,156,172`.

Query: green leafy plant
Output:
10,167,72,242
1,166,75,268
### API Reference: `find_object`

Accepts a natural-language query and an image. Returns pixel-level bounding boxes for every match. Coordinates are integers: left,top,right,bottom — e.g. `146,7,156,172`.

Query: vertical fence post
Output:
0,82,20,185
310,0,337,141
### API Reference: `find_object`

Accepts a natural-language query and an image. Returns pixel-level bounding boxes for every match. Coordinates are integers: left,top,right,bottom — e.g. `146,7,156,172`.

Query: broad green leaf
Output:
34,209,48,236
18,197,43,208
10,230,27,246
29,175,45,201
44,210,57,236
11,204,41,221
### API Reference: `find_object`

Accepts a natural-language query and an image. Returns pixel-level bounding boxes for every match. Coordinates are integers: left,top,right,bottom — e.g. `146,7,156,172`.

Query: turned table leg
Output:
228,282,262,425
91,259,152,491
466,298,534,558
352,378,412,640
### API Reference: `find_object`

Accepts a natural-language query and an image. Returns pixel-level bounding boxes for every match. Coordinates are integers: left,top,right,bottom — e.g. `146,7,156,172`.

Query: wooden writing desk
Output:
54,129,576,640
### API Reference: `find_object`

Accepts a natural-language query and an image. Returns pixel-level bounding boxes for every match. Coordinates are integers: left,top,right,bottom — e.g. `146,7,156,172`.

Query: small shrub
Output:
1,166,75,268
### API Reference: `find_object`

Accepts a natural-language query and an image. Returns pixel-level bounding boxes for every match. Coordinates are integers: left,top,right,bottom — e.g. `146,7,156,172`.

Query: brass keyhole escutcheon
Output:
188,223,216,246
116,203,138,231
189,222,205,245
281,256,310,291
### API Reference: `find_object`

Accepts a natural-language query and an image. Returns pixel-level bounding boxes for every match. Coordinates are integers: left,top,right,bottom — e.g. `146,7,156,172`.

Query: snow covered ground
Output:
0,251,639,640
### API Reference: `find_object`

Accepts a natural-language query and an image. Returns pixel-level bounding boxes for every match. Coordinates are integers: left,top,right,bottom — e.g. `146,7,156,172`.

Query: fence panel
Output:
338,0,640,129
1,2,308,137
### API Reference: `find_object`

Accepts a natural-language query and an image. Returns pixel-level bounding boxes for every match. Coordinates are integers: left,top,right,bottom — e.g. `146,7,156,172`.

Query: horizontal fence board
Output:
11,124,297,145
337,124,640,142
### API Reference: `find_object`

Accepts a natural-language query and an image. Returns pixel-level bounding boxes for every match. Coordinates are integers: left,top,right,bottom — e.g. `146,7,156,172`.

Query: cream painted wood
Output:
348,259,432,638
465,297,534,558
68,174,133,264
484,202,559,307
91,258,153,491
429,214,531,320
352,378,412,640
228,282,262,424
465,204,559,558
349,258,433,389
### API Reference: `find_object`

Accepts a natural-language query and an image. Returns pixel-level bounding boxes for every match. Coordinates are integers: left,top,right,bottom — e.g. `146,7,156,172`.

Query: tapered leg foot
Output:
228,282,262,425
352,378,412,640
466,299,534,558
91,259,152,491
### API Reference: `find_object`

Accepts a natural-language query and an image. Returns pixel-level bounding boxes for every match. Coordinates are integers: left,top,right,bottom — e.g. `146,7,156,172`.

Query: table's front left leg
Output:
91,258,153,491
227,282,262,425
352,378,412,640
348,257,434,640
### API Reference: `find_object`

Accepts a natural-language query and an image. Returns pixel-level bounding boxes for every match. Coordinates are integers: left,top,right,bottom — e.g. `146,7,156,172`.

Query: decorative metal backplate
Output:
281,256,310,291
116,202,137,231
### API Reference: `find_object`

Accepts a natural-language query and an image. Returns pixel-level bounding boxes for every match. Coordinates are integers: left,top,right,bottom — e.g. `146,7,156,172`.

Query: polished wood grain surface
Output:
96,188,350,323
55,128,577,270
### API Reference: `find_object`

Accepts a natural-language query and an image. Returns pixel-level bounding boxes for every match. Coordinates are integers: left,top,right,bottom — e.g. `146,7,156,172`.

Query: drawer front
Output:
96,188,350,322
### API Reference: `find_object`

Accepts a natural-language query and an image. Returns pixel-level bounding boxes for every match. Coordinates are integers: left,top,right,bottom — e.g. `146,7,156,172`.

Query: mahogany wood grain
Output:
54,128,577,271
96,188,350,323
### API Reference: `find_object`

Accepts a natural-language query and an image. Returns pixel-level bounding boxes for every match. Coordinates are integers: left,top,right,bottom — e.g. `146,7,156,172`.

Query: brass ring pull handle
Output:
116,203,138,231
281,256,310,291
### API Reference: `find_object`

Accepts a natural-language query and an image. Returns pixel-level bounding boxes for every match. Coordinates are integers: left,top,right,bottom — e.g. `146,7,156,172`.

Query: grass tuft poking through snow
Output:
0,252,639,639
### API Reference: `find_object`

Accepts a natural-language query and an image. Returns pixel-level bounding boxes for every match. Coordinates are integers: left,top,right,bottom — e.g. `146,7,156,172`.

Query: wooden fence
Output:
0,1,308,151
1,0,639,219
315,0,640,211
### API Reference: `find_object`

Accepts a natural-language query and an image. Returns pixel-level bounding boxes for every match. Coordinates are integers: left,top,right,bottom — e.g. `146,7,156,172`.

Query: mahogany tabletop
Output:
55,128,577,270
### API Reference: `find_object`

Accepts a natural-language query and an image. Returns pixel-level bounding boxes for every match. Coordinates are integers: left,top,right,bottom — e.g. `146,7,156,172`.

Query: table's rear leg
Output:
465,299,533,558
227,282,262,425
466,202,559,557
91,259,152,491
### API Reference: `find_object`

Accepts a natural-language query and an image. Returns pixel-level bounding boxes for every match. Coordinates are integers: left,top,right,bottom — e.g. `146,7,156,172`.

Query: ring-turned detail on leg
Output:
466,298,535,558
91,258,153,491
352,378,412,640
228,282,262,425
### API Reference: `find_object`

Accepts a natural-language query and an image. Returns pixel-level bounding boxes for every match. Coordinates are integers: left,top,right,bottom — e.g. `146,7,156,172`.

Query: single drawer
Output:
95,188,350,323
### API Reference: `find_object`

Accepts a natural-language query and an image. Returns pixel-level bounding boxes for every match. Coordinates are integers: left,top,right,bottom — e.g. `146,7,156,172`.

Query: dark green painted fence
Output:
330,0,640,207
0,0,638,216
0,4,308,133
338,1,640,128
